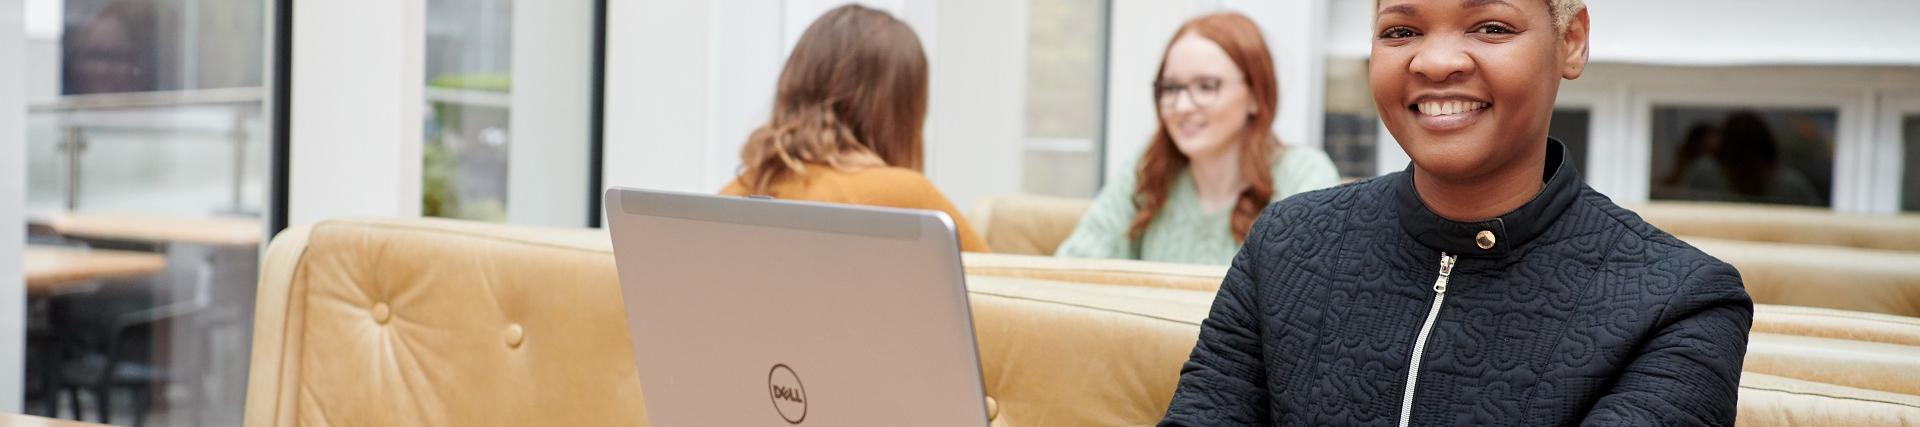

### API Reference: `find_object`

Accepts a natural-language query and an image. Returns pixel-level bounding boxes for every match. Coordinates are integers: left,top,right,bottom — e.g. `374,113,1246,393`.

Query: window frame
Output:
1877,90,1920,213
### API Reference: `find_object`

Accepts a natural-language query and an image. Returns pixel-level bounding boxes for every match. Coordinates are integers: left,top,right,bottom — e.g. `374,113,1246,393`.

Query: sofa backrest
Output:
244,218,1216,426
1629,201,1920,252
244,219,647,427
970,195,1920,317
246,218,1919,426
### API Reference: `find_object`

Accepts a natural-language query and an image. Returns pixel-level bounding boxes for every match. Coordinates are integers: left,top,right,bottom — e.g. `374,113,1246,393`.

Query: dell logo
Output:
768,364,808,424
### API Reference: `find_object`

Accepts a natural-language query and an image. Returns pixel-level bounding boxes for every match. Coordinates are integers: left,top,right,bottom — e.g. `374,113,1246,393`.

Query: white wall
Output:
507,0,594,227
287,0,425,226
604,0,1029,210
0,0,27,412
926,0,1026,210
602,1,714,195
1327,0,1920,66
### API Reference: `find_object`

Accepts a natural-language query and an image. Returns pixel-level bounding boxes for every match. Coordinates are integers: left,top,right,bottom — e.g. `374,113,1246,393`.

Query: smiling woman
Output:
1161,1,1755,425
1052,12,1340,266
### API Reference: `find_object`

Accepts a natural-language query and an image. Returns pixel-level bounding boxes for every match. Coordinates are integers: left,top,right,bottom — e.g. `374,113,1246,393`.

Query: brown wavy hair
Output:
737,5,928,193
1130,12,1282,243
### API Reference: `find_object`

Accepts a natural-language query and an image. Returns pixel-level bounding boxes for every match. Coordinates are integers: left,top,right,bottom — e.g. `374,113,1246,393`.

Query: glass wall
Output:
1021,0,1109,198
22,0,268,425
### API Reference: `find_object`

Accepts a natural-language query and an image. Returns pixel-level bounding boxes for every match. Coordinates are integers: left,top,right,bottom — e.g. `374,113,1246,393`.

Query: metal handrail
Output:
33,86,507,213
33,87,268,214
28,86,266,113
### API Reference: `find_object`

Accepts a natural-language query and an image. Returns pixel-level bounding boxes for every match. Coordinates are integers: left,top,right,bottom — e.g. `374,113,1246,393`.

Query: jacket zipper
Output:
1399,252,1456,427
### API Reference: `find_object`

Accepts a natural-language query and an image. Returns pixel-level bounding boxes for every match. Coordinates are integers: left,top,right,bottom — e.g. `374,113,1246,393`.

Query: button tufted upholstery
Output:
246,218,1222,426
247,217,1920,426
244,219,646,427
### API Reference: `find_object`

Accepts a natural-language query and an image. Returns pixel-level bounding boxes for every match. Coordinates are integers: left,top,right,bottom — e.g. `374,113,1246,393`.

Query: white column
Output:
507,0,593,227
602,2,714,194
708,0,784,192
0,0,27,412
925,0,1027,209
288,0,425,226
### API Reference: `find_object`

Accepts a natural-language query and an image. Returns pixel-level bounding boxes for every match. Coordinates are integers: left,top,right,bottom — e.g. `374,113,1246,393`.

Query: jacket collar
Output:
1393,138,1579,258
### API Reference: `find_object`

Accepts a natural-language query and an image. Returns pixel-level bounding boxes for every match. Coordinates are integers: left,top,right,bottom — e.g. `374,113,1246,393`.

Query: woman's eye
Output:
1474,24,1516,35
1198,81,1221,92
1379,27,1418,39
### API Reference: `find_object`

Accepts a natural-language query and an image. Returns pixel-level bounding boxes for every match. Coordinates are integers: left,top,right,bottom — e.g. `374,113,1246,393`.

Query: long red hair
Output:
1130,12,1282,243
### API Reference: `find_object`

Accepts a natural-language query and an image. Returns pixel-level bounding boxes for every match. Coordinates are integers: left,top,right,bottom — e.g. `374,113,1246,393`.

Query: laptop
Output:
604,187,990,426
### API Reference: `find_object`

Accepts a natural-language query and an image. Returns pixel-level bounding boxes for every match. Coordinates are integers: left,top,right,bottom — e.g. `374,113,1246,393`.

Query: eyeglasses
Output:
1155,77,1237,110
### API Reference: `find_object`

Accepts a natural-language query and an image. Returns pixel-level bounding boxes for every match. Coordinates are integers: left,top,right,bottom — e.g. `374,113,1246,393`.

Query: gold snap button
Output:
371,302,392,324
505,324,525,348
1475,230,1497,250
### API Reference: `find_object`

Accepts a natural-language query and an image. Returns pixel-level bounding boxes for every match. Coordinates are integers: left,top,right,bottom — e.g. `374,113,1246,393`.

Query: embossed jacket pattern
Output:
1161,140,1754,426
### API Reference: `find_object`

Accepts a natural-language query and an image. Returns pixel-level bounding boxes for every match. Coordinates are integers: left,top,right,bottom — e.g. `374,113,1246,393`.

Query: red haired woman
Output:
1055,12,1339,265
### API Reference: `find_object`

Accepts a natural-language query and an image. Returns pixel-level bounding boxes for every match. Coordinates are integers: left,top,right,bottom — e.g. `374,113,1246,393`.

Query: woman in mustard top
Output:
719,5,988,252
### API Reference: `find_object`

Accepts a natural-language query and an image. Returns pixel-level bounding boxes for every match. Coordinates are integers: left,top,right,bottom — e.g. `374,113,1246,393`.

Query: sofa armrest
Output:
244,224,314,427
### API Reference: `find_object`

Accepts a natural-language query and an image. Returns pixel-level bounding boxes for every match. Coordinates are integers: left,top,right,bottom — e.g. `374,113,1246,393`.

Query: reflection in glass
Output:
1649,107,1835,207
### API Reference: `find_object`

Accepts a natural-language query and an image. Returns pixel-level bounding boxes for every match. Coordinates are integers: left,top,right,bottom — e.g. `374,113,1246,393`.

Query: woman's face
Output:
1158,34,1256,160
1369,0,1586,179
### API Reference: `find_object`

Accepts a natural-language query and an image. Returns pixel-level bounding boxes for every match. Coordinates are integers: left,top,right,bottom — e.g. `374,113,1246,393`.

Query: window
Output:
23,0,270,423
423,0,598,225
1323,57,1378,179
1021,0,1109,197
1648,106,1836,207
1903,114,1920,212
424,0,513,221
1550,108,1590,178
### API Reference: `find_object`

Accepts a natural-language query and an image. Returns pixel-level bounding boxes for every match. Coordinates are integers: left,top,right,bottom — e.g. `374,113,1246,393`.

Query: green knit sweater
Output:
1054,146,1341,265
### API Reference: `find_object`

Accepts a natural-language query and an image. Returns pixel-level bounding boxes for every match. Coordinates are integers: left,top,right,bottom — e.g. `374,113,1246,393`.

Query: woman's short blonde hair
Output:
1546,0,1585,32
1376,0,1586,32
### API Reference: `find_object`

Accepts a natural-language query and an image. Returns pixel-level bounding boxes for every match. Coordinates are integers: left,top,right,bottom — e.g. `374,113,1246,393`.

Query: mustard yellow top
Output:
720,166,991,253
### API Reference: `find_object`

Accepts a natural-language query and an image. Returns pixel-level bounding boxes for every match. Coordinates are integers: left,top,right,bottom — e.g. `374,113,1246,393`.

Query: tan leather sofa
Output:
246,217,1920,426
972,195,1920,318
959,253,1920,426
245,218,1213,426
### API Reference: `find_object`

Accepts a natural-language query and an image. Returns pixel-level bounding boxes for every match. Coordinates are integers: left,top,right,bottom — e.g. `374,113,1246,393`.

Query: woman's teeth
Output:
1416,101,1488,117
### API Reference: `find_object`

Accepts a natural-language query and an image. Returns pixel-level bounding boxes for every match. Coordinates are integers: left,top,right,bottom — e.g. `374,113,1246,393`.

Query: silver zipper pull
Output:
1401,252,1459,427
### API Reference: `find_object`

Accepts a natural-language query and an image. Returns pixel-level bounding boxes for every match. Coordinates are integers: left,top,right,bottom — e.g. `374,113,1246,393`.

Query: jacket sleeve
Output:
1582,260,1753,426
1160,206,1279,426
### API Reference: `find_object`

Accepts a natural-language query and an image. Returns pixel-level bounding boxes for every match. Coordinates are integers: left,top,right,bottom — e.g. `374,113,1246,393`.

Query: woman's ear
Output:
1560,8,1591,80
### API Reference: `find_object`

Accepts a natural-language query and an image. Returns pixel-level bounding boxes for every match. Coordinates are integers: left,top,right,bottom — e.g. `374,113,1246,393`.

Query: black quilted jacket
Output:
1161,140,1753,426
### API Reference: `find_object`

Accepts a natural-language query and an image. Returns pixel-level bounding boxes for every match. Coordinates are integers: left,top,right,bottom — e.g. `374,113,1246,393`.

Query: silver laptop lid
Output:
604,187,988,426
